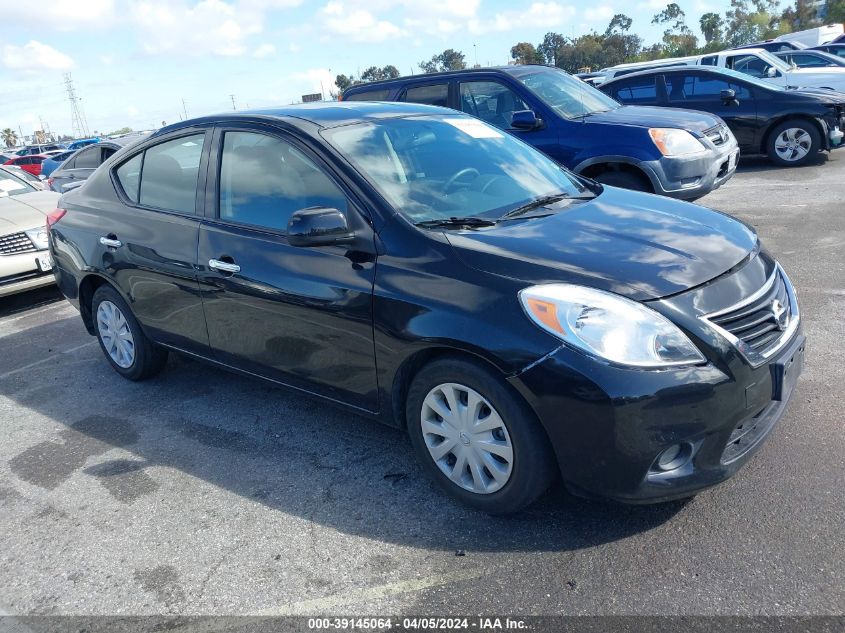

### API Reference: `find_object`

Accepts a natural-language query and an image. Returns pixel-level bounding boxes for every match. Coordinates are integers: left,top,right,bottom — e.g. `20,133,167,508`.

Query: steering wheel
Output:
443,167,480,193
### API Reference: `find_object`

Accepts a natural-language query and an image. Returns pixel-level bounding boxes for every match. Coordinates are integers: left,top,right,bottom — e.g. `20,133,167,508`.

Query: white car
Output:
0,166,60,297
698,48,845,92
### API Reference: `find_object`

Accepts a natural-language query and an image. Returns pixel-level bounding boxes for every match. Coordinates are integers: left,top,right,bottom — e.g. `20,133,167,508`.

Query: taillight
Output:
46,207,66,229
47,177,54,189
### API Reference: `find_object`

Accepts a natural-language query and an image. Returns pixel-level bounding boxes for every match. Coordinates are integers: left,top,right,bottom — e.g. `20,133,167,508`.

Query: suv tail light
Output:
46,207,66,229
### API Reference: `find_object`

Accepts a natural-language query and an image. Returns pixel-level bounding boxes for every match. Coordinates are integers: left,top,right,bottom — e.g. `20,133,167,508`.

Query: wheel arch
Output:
77,273,129,336
574,157,657,192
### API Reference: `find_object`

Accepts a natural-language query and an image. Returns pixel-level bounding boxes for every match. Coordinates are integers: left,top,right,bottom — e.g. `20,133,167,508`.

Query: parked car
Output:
0,166,60,297
810,43,845,58
40,149,77,178
732,39,806,52
15,144,64,156
48,138,140,193
49,103,805,513
66,137,100,151
601,66,845,166
343,65,739,200
3,154,48,176
775,49,845,68
4,165,47,189
698,48,845,91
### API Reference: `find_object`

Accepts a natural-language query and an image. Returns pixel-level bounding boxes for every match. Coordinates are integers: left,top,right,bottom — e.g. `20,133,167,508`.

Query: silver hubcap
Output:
421,383,513,495
774,128,811,162
96,300,135,369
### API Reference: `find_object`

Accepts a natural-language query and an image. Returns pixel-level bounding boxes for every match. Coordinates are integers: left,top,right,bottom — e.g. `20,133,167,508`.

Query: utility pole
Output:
230,94,237,110
181,98,188,120
64,73,90,139
474,43,479,67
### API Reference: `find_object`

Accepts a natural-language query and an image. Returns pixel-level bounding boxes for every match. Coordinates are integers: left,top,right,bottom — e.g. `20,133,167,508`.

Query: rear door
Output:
664,71,758,150
53,145,100,191
196,124,379,411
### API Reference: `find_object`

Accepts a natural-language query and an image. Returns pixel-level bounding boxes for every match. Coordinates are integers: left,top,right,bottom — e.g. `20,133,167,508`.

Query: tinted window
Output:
219,131,347,232
402,84,449,107
515,67,620,118
612,77,658,104
666,74,751,101
701,56,718,66
139,134,204,213
459,81,529,130
74,147,100,169
727,54,780,78
791,53,831,67
116,153,143,203
344,89,390,101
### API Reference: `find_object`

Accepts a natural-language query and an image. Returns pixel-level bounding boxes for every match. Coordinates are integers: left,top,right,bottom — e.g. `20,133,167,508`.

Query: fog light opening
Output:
654,443,692,472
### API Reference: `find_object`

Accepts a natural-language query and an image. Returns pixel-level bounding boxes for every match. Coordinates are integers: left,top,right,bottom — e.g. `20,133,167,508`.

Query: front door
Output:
196,127,379,411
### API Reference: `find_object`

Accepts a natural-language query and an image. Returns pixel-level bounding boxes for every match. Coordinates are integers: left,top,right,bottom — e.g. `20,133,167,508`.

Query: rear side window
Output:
459,81,529,130
218,131,347,232
666,75,751,101
401,84,449,107
116,153,143,203
74,147,100,169
701,56,718,66
344,89,390,101
138,134,204,213
611,77,658,104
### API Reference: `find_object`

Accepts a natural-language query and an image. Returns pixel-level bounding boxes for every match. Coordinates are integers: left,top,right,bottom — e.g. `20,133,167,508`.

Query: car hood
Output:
787,86,845,103
0,190,60,231
446,187,757,301
585,105,720,134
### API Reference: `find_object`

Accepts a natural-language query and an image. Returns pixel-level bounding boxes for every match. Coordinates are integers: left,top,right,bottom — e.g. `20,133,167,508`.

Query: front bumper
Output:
641,137,739,200
0,250,55,298
507,254,805,504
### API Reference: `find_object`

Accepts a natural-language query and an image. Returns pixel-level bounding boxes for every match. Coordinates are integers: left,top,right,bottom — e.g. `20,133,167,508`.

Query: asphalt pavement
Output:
0,153,843,619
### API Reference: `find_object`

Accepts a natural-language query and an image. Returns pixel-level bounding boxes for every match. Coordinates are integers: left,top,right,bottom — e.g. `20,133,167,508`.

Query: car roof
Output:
154,101,459,137
341,65,554,93
600,65,768,87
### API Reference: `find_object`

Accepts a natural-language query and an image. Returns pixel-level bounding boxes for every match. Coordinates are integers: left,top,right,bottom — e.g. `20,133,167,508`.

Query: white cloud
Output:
320,2,404,42
127,105,140,117
584,6,616,21
290,68,336,97
470,2,577,35
253,43,276,58
4,0,115,31
2,41,74,71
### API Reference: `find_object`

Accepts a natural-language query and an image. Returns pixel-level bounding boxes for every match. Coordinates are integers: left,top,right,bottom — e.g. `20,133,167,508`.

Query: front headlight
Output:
24,227,49,250
519,284,706,368
648,128,707,156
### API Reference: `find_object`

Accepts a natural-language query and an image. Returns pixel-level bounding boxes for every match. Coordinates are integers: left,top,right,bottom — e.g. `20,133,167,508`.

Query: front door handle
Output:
99,236,123,248
208,258,240,274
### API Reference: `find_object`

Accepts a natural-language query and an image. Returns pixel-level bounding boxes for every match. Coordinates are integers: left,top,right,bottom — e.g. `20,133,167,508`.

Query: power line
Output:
64,73,90,139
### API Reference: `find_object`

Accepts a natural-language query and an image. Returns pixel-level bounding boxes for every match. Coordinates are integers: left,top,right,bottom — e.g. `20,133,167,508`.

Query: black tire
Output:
406,358,557,514
91,285,168,381
766,119,821,167
592,170,652,192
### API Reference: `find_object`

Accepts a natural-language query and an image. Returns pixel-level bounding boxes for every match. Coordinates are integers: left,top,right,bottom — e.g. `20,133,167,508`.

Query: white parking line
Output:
0,341,97,381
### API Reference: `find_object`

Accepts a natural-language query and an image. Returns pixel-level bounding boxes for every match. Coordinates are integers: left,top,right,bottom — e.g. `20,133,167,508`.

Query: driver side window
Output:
218,131,348,232
459,81,529,130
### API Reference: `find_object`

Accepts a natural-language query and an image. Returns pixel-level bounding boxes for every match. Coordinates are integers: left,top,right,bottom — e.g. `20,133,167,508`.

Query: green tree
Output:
780,0,821,31
724,0,782,47
652,3,699,57
827,0,845,22
1,128,17,148
510,42,543,65
335,74,355,91
699,12,724,44
108,127,133,136
537,32,568,66
360,65,400,82
419,49,466,73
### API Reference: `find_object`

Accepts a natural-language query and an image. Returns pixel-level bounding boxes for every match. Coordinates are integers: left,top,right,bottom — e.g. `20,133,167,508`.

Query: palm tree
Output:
2,128,18,148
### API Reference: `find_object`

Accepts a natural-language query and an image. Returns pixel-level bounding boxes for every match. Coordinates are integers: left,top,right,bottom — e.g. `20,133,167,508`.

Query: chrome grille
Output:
0,232,37,255
701,265,799,366
704,124,729,147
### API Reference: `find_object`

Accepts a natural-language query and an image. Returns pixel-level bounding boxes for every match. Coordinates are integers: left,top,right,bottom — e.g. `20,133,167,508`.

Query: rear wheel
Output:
92,285,167,381
593,170,651,192
406,358,556,514
767,119,820,167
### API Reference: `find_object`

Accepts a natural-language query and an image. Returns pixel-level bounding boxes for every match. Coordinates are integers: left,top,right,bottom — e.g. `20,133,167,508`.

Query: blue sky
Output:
1,0,735,137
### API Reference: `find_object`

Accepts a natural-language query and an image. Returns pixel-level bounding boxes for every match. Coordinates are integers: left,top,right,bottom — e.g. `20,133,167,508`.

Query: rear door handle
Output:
208,258,240,274
99,236,123,248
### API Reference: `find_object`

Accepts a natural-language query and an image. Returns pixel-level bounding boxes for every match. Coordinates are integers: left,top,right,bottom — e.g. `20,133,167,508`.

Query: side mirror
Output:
287,207,355,247
511,110,543,130
720,88,738,105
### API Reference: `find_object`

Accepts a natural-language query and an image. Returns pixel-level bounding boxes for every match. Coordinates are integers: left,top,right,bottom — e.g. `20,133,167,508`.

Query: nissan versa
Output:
48,103,805,514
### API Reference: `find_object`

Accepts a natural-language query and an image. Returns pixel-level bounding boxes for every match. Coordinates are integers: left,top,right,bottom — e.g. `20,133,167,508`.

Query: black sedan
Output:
48,102,805,513
810,43,845,58
601,66,845,166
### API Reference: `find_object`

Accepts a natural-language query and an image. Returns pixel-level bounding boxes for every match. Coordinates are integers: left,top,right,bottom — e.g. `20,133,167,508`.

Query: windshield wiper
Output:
500,193,574,220
415,216,498,229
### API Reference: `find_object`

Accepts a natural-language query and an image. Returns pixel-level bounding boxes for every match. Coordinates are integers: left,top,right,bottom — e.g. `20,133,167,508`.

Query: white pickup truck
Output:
697,48,845,92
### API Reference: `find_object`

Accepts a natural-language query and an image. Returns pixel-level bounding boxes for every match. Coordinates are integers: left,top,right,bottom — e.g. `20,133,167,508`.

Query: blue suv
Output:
342,65,739,199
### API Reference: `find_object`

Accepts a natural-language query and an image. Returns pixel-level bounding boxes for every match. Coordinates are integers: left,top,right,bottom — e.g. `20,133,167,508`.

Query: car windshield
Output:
0,168,37,196
754,50,792,72
710,67,787,90
322,115,589,224
513,67,621,118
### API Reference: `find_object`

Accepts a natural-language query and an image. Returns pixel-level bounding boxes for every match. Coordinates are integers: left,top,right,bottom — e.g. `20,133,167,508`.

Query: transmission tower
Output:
64,73,90,139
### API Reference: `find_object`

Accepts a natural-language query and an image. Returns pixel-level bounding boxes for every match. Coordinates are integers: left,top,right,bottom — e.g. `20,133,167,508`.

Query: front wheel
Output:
406,358,556,514
92,285,168,381
767,120,820,167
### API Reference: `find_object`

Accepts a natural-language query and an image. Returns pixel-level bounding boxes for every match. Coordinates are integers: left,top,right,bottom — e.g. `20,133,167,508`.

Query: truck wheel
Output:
767,120,820,167
593,170,651,192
